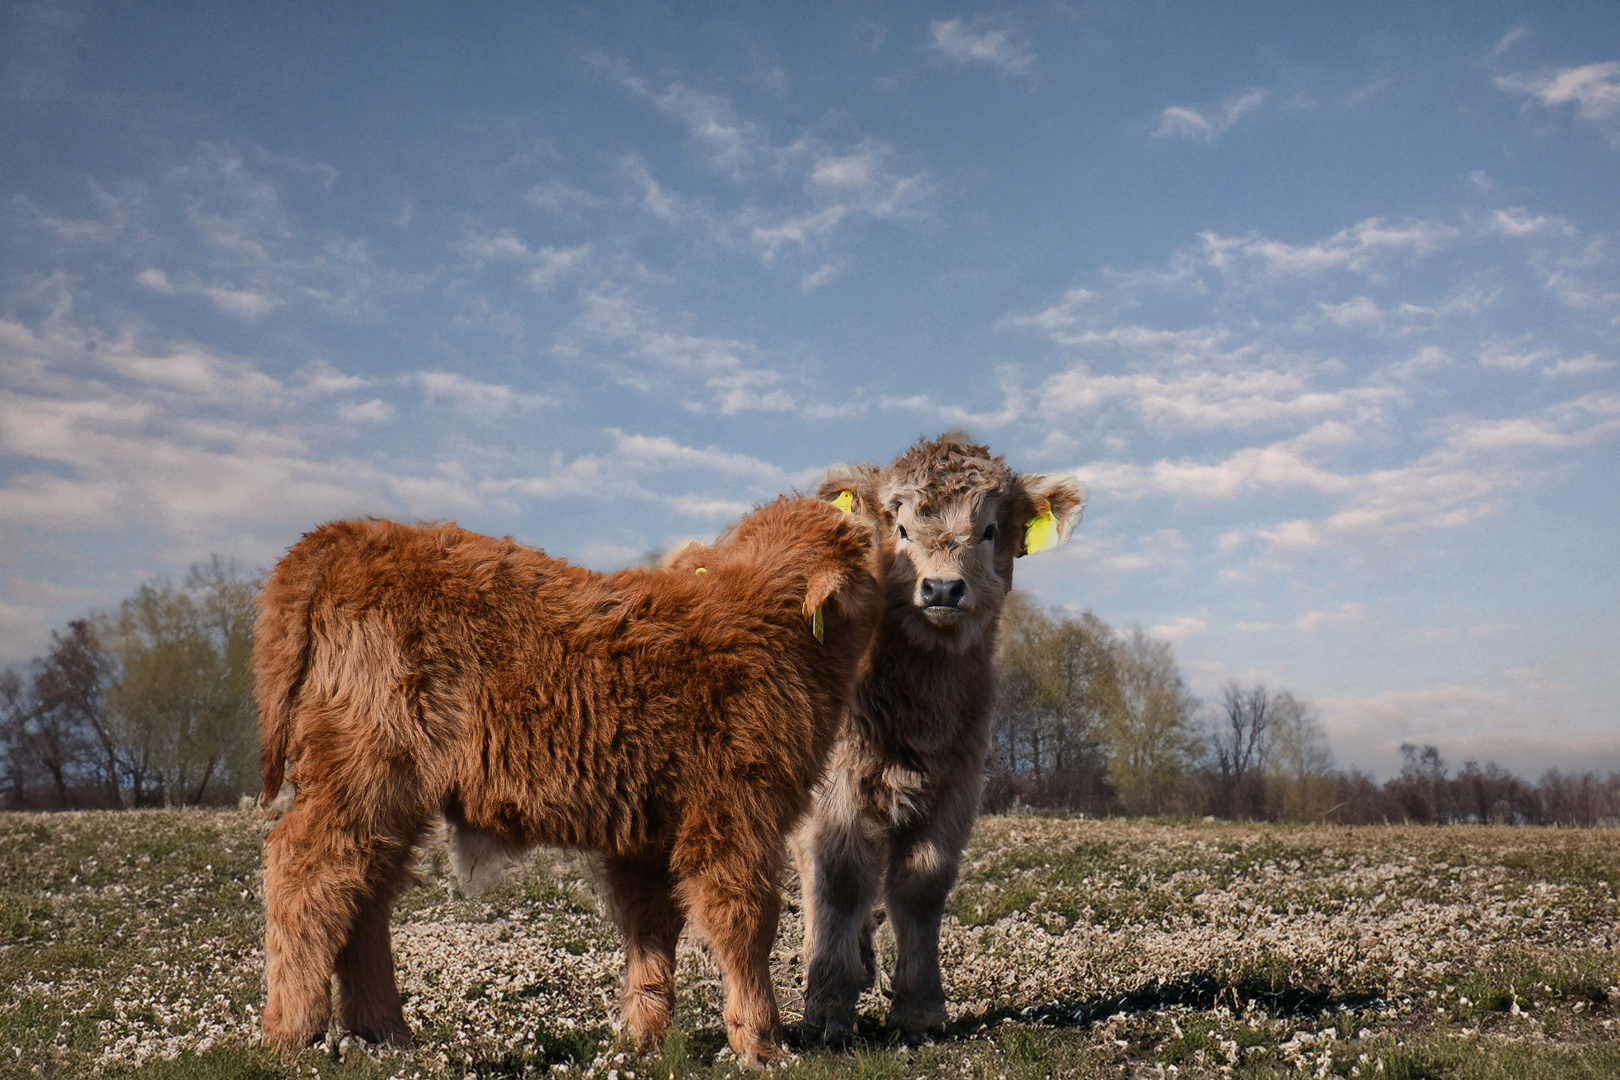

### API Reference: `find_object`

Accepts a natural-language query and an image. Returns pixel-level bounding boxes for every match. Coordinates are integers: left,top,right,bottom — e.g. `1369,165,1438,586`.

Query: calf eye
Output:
897,524,909,541
981,523,998,543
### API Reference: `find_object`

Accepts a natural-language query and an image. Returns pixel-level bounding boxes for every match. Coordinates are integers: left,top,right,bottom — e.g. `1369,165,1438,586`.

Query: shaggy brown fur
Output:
794,435,1085,1041
255,498,884,1065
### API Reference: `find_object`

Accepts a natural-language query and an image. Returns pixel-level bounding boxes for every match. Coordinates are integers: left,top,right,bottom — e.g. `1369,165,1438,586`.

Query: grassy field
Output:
2,809,1617,1079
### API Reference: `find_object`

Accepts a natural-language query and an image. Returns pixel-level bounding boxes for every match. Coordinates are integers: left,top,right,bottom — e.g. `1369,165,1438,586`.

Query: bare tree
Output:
29,620,118,806
1387,743,1451,823
1211,682,1273,818
0,670,29,809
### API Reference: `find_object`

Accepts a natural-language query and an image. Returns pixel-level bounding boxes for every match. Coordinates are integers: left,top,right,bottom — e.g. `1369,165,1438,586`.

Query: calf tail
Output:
254,531,334,806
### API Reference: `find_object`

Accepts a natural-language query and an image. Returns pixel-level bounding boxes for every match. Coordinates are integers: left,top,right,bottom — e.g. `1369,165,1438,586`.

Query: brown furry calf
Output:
255,498,884,1065
794,435,1086,1040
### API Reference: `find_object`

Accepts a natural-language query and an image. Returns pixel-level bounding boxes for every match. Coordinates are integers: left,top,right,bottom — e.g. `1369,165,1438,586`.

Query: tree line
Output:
4,565,1618,825
1,559,259,809
986,593,1620,827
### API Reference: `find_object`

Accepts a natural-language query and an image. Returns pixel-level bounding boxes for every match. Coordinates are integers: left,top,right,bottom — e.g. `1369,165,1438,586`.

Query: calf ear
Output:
1014,472,1088,556
802,568,847,644
814,464,881,518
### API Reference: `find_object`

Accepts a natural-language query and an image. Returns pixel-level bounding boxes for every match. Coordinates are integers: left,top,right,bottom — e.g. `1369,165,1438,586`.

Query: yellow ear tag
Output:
694,567,708,574
802,601,825,644
1024,507,1060,554
832,489,854,514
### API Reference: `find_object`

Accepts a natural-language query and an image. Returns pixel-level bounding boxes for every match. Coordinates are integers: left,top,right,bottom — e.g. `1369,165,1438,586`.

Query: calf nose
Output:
919,577,966,608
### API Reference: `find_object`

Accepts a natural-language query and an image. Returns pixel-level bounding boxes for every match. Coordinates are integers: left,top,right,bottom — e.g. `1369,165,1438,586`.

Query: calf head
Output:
818,435,1086,654
666,497,888,664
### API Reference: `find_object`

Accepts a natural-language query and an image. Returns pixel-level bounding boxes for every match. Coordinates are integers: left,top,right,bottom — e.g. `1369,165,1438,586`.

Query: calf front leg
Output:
603,851,687,1053
794,766,882,1042
882,775,977,1037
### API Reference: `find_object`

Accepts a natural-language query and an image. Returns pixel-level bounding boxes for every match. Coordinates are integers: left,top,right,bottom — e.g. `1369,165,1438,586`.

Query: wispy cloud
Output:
1490,28,1529,58
414,372,558,417
1294,602,1367,632
23,144,412,322
1497,61,1620,145
1199,216,1457,276
927,17,1036,77
600,58,769,178
0,287,816,638
456,229,592,291
598,61,931,273
1153,90,1267,142
560,292,799,414
999,209,1620,568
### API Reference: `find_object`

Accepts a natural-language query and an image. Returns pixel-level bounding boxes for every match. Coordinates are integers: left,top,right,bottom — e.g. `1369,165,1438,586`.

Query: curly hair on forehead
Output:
883,433,1016,511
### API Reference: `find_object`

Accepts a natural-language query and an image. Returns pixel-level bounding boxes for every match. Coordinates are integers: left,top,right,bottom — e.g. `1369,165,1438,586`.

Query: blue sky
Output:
3,1,1617,778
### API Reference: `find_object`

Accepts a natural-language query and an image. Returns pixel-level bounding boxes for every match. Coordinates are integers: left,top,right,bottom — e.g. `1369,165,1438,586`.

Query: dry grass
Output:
2,809,1617,1079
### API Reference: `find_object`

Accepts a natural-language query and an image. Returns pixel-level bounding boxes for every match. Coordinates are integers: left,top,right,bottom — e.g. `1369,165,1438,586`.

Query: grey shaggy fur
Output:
794,434,1086,1040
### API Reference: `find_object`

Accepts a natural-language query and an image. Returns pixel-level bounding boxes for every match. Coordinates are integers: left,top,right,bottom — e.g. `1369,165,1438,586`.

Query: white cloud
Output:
135,267,175,293
1038,364,1398,431
1497,62,1620,144
605,430,790,482
1153,90,1267,142
200,285,283,320
800,260,845,291
1490,28,1528,58
599,58,769,178
136,266,286,321
1073,387,1620,548
1294,602,1367,632
414,372,557,417
1200,217,1457,277
525,179,609,214
1543,354,1616,377
927,18,1036,77
1150,614,1209,644
39,144,403,322
335,398,394,423
458,230,592,291
1485,207,1573,237
1498,61,1620,121
1318,296,1381,326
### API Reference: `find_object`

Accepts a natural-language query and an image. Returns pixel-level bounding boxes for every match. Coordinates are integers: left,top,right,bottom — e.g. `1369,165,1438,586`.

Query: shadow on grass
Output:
782,971,1384,1053
459,1026,613,1078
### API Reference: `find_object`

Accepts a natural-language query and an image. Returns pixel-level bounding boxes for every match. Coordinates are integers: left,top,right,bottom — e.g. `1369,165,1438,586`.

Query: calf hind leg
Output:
603,851,687,1053
262,806,370,1048
333,836,418,1046
681,854,783,1067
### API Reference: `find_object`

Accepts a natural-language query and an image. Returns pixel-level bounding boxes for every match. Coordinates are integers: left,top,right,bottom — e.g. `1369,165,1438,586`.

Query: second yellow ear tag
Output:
1024,507,1060,554
832,489,854,514
802,601,825,643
